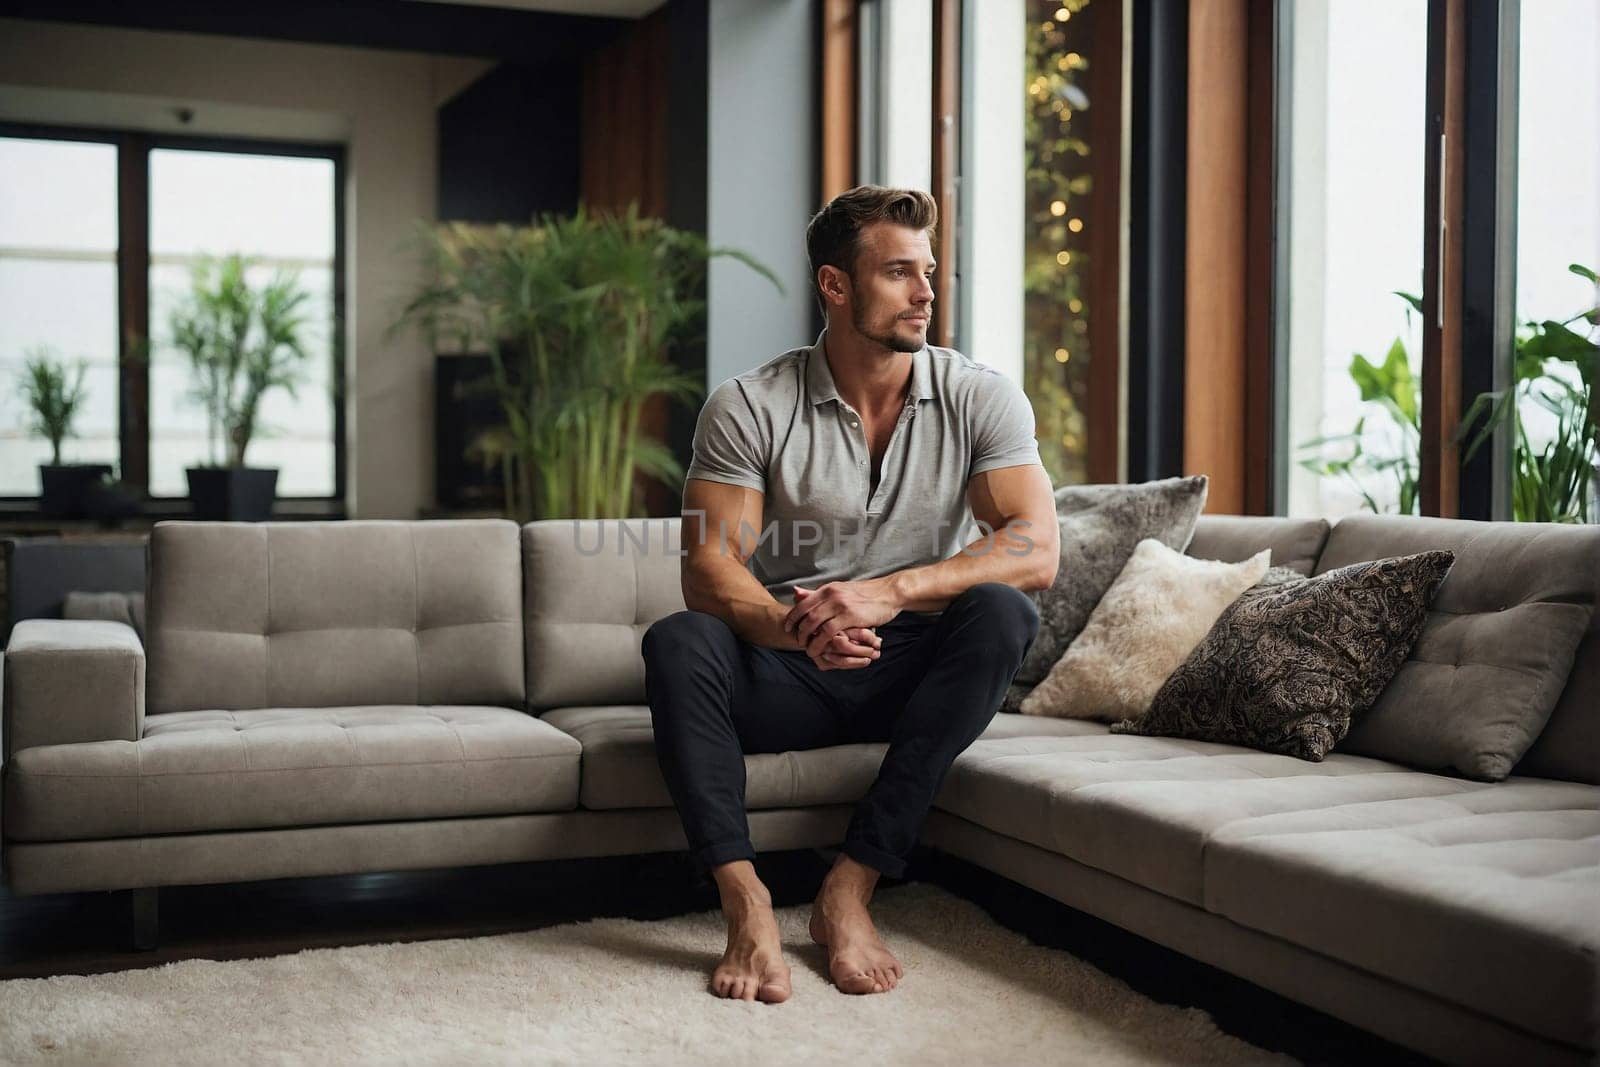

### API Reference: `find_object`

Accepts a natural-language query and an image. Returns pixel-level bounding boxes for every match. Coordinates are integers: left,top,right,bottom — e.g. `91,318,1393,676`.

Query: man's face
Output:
839,223,935,353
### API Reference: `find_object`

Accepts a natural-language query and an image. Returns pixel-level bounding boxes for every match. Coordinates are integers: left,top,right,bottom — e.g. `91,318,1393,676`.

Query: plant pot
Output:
82,479,143,523
39,463,114,519
186,466,279,522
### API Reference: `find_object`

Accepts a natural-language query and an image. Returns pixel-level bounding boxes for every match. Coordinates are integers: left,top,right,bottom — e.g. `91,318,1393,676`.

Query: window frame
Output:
1257,0,1524,520
0,120,347,518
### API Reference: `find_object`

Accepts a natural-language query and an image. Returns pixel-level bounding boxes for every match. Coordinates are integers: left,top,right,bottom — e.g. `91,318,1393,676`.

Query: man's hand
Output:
785,578,902,661
810,624,884,671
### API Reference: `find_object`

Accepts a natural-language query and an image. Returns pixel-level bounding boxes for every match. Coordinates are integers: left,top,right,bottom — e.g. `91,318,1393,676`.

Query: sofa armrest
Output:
2,620,144,761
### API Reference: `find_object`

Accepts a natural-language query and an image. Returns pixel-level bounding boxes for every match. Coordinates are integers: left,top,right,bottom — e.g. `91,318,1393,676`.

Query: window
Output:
1281,1,1429,520
1024,0,1101,486
0,125,344,510
0,137,120,494
1508,1,1600,523
148,148,338,497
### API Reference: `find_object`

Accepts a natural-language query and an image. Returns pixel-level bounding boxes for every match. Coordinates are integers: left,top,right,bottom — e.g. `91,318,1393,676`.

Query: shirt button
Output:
849,420,859,428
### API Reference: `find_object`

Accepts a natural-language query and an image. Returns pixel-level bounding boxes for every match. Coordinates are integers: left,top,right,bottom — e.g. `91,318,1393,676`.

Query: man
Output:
641,185,1059,1004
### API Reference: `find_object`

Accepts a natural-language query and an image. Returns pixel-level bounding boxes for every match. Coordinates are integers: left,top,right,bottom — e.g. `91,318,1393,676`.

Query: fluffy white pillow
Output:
1020,539,1270,722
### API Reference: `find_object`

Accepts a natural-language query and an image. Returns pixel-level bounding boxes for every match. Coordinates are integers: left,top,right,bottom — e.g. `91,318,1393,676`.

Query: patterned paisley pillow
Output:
1111,550,1456,761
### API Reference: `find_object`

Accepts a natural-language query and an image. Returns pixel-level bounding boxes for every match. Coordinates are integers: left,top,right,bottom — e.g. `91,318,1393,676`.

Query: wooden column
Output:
580,9,673,516
580,11,670,218
1241,0,1277,515
820,0,858,202
1420,0,1466,517
1183,0,1249,514
1083,0,1125,486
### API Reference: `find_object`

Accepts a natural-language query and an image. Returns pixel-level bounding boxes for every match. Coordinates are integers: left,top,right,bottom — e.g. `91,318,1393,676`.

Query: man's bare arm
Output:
887,463,1059,611
783,463,1058,649
681,478,803,651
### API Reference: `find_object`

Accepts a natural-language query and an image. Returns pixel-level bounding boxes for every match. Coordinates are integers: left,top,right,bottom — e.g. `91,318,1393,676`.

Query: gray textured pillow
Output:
1112,551,1455,762
1004,477,1209,713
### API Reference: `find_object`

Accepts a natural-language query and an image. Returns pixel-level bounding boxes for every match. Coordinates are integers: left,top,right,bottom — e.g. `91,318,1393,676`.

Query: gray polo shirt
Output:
684,330,1042,606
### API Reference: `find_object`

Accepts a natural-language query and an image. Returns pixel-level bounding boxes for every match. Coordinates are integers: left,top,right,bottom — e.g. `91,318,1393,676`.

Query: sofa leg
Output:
131,888,159,951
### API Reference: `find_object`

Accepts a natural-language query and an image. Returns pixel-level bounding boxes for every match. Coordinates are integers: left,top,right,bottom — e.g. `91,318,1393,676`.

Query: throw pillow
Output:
1111,550,1455,761
1020,539,1270,722
1250,565,1307,592
1009,476,1210,705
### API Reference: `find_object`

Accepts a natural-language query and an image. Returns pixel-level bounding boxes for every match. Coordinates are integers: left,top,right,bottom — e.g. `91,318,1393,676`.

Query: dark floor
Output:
0,847,1433,1066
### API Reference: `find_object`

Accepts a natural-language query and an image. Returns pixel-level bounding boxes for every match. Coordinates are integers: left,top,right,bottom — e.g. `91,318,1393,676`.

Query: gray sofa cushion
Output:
523,519,686,710
540,706,1100,810
5,705,580,841
1315,516,1599,781
1206,782,1600,1050
1113,552,1454,761
1002,476,1208,713
1187,514,1331,575
936,731,1474,906
2,620,144,760
146,521,525,714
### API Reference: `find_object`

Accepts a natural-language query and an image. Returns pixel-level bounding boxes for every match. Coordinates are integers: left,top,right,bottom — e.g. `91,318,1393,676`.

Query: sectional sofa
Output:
2,514,1595,1066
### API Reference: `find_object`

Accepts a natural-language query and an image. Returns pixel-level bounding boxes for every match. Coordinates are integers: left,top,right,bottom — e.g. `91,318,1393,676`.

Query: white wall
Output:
706,0,820,385
0,18,492,518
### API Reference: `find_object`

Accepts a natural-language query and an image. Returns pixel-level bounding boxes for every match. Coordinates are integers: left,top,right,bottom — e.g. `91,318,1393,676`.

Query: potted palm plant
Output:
168,254,312,521
17,347,112,518
394,204,780,520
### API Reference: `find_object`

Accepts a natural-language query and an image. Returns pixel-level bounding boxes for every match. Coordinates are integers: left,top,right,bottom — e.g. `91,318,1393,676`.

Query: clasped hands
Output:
781,577,900,671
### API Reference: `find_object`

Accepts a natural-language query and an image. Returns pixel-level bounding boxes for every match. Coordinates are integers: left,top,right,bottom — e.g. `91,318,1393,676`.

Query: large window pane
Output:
1283,1,1428,519
0,137,119,495
148,148,336,497
1510,1,1599,522
1024,0,1100,486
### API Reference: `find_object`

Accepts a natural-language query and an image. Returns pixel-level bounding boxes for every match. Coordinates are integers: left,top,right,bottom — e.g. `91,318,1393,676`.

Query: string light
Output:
1055,348,1071,363
1056,250,1072,266
1050,201,1067,217
1067,217,1084,233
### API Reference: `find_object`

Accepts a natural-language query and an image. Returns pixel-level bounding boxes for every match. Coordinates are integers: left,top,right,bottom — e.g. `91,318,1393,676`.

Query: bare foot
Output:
808,857,903,995
711,881,791,1003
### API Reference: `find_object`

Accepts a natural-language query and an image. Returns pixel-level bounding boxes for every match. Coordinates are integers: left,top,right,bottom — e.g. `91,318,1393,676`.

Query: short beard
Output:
850,298,924,354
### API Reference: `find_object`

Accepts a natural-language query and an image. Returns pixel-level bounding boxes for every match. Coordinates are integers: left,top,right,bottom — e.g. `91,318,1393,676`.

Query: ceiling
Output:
404,0,668,17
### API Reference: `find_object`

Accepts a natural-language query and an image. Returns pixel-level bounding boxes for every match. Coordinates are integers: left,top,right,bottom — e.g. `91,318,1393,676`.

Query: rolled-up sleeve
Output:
685,379,768,492
968,369,1042,477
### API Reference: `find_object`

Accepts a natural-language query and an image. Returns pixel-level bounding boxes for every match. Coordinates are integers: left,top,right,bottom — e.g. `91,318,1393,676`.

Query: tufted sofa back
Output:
146,520,525,714
522,517,686,709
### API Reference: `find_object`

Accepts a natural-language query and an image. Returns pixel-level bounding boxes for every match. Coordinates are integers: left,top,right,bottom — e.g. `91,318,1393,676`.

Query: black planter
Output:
39,463,114,518
186,467,279,521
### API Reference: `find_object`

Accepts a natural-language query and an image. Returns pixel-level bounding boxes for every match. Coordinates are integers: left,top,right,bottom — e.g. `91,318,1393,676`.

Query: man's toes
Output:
758,979,790,1004
836,970,876,995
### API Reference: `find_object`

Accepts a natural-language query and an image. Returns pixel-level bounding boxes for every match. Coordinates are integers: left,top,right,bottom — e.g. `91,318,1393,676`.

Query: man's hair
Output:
805,185,938,312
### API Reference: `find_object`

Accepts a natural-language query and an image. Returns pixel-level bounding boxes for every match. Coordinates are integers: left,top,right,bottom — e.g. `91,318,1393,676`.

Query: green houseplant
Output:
1456,263,1598,523
395,204,780,521
1299,271,1599,522
1296,297,1424,516
167,253,313,520
16,347,113,517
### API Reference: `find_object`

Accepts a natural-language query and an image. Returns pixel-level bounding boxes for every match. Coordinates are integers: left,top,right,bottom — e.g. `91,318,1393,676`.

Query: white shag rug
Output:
0,883,1291,1066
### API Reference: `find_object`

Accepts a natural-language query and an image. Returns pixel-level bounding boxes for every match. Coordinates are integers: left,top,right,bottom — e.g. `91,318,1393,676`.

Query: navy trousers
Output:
640,582,1040,879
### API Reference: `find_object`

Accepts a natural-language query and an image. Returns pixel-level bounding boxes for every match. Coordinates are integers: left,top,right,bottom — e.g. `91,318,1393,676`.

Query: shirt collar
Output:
805,329,936,408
